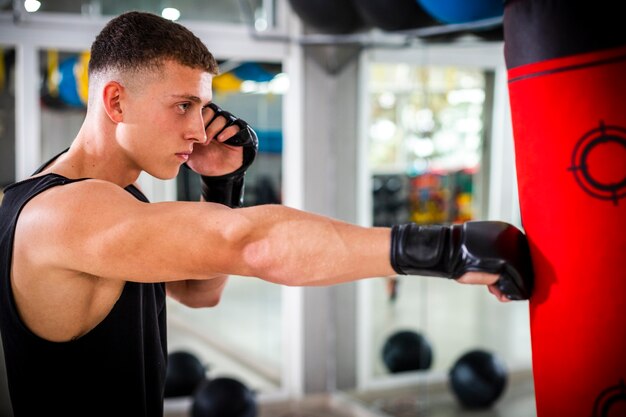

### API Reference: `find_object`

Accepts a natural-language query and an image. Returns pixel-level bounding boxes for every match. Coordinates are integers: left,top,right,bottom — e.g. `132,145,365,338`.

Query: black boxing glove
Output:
200,103,258,208
390,221,534,300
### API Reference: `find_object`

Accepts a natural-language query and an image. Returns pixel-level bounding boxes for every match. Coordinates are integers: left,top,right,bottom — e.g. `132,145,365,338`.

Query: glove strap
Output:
390,223,454,277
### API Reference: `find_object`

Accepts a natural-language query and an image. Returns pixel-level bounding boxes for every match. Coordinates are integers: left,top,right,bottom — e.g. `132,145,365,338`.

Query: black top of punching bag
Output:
504,0,626,68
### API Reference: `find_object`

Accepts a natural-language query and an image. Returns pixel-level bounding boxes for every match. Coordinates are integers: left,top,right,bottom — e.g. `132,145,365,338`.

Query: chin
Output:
146,166,181,181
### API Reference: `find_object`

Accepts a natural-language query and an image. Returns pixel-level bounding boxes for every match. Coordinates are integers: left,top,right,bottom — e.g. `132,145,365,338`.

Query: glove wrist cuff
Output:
390,223,453,277
200,173,246,208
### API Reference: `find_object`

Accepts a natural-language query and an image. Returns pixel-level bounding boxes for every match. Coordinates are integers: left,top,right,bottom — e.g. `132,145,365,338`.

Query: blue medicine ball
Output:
233,63,276,83
58,56,84,108
417,0,503,24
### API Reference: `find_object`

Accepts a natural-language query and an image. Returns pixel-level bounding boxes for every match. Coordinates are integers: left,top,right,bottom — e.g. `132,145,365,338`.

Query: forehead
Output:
148,60,213,102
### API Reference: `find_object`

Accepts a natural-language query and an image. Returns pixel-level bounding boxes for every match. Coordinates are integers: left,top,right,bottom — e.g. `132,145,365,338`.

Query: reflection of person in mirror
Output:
386,276,399,302
0,11,532,417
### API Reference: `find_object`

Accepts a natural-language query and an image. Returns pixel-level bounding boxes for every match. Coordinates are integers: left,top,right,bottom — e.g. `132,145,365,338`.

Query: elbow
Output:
242,239,314,286
241,238,289,284
226,208,306,284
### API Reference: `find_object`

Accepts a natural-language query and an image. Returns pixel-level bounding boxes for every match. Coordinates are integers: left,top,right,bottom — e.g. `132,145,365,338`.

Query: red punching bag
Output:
504,1,626,416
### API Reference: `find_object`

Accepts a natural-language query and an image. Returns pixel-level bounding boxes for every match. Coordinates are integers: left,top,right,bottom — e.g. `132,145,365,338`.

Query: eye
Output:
177,102,191,113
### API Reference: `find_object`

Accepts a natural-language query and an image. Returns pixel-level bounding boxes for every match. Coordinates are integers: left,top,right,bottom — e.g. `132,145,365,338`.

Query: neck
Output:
47,114,142,188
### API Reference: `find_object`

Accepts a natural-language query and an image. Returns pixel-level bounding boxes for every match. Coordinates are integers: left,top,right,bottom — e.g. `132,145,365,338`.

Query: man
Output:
0,11,532,417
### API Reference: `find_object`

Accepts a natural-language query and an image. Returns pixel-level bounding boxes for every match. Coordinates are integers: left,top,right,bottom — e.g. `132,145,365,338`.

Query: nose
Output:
185,110,208,144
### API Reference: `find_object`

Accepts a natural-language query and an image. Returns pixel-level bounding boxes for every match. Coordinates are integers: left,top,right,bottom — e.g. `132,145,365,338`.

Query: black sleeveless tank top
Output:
0,161,167,416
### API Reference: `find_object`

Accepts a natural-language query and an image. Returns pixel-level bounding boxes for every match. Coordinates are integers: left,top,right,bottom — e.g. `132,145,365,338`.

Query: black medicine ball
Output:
382,330,433,373
164,350,207,398
191,377,257,417
287,0,365,34
449,349,507,409
352,0,438,31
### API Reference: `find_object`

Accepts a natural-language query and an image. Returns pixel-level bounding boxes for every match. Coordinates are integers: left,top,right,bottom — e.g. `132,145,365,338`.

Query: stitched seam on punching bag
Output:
508,52,626,84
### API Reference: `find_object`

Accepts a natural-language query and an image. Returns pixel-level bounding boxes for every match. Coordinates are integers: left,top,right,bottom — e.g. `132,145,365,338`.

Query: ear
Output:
102,81,124,123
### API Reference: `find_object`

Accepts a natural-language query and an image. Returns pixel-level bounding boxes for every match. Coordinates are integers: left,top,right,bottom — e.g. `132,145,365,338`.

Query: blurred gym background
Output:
0,0,534,416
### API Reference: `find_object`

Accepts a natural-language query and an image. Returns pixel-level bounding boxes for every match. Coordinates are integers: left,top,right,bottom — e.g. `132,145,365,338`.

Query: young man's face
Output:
116,60,214,179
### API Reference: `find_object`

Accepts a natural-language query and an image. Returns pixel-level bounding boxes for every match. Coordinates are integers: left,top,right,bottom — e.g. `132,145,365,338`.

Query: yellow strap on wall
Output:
76,51,90,105
47,49,60,97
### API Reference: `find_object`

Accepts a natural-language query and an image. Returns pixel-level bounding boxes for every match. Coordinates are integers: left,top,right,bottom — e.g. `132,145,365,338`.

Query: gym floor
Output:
344,370,536,417
164,369,536,417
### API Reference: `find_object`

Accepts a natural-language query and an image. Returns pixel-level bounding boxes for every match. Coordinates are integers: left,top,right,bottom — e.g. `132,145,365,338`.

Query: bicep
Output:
18,181,252,283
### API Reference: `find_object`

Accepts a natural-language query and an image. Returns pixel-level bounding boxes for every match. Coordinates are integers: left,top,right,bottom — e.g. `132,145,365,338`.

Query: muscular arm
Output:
20,180,395,286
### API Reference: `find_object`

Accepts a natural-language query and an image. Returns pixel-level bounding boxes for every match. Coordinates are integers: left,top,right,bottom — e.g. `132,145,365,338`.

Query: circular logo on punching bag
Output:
592,379,626,417
568,121,626,205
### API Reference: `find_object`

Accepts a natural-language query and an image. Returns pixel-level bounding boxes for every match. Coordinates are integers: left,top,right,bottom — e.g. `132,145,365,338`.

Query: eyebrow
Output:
170,94,211,105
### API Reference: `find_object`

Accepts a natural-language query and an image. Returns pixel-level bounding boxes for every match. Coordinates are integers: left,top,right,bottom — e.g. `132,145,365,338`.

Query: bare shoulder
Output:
15,179,144,267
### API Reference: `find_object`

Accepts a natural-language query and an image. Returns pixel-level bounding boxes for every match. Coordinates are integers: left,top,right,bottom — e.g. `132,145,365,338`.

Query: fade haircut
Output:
89,11,219,77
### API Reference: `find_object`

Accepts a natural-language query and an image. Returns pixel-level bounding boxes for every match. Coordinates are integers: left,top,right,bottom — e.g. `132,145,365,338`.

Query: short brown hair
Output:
89,11,219,76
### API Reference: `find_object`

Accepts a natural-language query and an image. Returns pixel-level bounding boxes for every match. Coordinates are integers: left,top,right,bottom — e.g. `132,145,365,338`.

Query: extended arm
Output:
21,176,532,301
21,180,395,286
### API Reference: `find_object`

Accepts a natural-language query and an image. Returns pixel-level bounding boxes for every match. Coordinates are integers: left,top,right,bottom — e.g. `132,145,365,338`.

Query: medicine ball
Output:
57,53,90,108
164,351,207,398
449,349,507,409
232,63,277,83
287,0,365,34
191,377,257,417
382,330,433,373
417,0,503,25
353,0,438,31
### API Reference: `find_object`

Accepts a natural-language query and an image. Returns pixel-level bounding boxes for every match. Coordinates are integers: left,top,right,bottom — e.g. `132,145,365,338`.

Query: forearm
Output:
235,204,395,285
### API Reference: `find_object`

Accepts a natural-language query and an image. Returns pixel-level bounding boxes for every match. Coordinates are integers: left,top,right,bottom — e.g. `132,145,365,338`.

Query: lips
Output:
175,152,191,161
